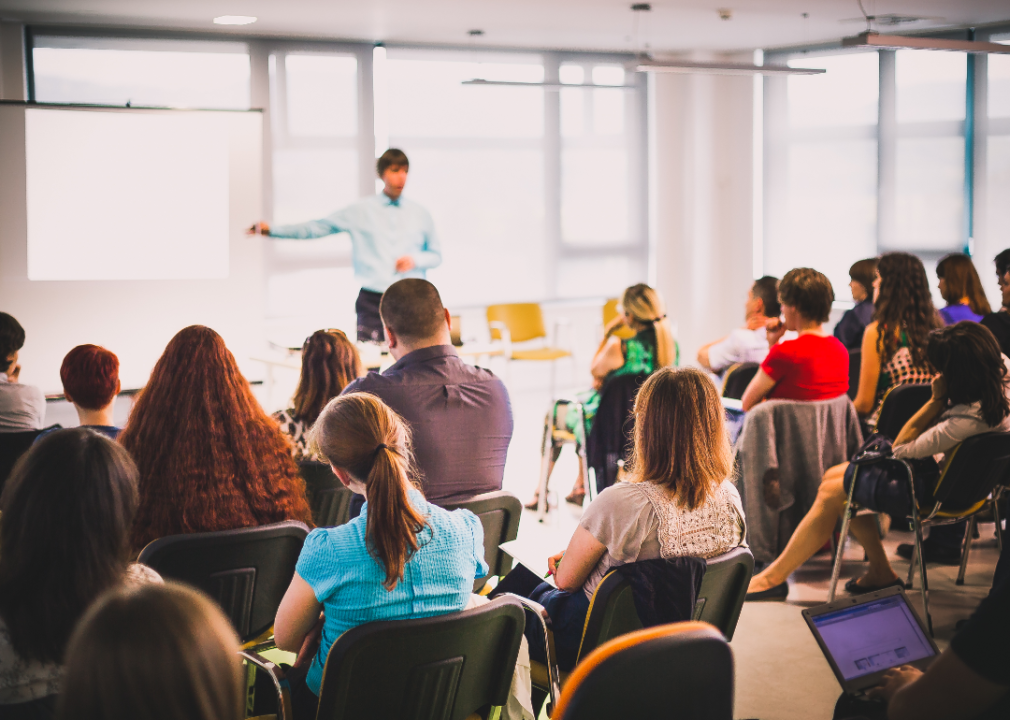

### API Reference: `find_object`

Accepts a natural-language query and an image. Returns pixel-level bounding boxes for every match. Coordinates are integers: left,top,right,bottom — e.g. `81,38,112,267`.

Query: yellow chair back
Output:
602,298,636,340
487,303,547,343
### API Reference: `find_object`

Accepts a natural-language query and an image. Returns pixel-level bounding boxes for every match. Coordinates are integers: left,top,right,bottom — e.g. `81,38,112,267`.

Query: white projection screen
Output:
24,108,229,280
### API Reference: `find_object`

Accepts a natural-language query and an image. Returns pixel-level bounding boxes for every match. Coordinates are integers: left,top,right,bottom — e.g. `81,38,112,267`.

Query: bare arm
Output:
697,337,727,371
853,322,882,416
893,376,947,447
550,525,608,593
274,572,322,653
741,368,778,412
590,336,625,380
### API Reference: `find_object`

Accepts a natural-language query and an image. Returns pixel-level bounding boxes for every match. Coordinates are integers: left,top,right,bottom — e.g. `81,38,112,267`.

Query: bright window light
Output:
214,16,257,25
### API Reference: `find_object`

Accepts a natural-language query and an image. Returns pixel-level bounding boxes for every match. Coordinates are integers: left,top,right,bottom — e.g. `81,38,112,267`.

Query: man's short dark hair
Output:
0,312,26,364
778,267,835,324
995,249,1010,279
376,149,409,178
380,279,445,342
751,276,780,317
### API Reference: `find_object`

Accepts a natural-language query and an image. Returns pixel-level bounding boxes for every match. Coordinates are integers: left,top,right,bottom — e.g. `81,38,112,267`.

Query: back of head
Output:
927,322,1010,428
848,258,878,297
0,311,25,366
380,279,447,345
778,268,834,324
751,276,780,318
292,329,363,424
61,344,120,410
875,252,942,366
0,428,138,664
937,254,991,315
995,249,1010,280
119,325,308,549
628,367,731,510
311,393,427,590
621,283,676,368
377,148,409,176
58,582,243,720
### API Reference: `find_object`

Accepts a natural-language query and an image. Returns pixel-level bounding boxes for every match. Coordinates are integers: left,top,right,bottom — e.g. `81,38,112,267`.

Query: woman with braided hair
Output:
272,329,362,461
526,283,677,509
273,392,487,719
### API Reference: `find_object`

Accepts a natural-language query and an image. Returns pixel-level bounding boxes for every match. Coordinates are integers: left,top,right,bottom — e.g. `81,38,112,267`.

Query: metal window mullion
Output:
965,47,976,254
877,50,896,251
357,46,376,198
631,62,649,283
249,41,273,225
544,52,562,300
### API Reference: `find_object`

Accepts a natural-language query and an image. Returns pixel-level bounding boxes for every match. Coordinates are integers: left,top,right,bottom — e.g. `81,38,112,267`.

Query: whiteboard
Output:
24,108,229,281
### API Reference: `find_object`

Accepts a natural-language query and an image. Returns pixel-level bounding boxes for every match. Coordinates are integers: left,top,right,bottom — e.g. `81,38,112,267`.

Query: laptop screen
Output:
810,594,936,680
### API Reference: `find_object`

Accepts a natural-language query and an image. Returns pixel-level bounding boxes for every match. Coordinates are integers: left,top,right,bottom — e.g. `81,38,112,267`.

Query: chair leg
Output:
956,516,976,586
994,495,1004,554
536,413,553,523
829,476,860,602
912,513,933,636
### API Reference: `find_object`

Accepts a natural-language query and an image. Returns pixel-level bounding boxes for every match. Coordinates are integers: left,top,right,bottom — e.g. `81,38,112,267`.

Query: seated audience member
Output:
273,329,362,461
37,344,122,441
746,322,1010,600
0,312,45,433
833,258,878,351
851,253,940,431
740,268,849,412
343,279,512,506
528,283,676,509
120,325,311,551
58,583,243,720
698,275,780,373
936,253,991,325
860,573,1010,720
0,429,162,708
981,249,1010,357
274,393,487,720
500,368,745,672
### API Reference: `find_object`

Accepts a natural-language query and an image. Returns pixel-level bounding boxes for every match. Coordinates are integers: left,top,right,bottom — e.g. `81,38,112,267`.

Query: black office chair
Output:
847,349,862,401
1,696,57,720
586,372,649,497
0,428,48,495
552,622,733,720
442,490,522,593
308,596,525,720
721,362,759,401
137,520,309,644
874,383,932,440
692,546,754,641
298,461,355,527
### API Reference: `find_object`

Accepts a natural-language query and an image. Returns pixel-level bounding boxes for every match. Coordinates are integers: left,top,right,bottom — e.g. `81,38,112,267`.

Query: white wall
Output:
650,59,757,368
0,105,265,393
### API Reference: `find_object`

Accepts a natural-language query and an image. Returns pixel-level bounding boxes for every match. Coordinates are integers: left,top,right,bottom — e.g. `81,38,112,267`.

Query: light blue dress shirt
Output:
295,489,488,695
269,193,441,293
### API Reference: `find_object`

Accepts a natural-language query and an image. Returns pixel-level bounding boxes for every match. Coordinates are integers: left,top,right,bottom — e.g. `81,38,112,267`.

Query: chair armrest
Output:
498,593,561,716
489,321,513,358
240,650,293,720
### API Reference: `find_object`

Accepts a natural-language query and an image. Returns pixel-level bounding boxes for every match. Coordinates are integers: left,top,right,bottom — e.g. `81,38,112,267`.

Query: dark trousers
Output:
349,492,365,520
355,288,385,343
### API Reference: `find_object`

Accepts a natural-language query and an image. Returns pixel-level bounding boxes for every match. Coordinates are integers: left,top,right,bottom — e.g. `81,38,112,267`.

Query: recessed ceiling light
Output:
213,15,257,25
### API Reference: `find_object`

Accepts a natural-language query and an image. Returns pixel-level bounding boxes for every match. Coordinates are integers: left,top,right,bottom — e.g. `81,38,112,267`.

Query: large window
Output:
988,43,1010,272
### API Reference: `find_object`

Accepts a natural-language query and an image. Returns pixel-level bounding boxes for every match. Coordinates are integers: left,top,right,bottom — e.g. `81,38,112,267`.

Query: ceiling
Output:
0,0,1008,54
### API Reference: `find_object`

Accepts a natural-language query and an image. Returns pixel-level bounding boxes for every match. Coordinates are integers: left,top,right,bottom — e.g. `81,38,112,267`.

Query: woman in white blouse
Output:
747,321,1010,600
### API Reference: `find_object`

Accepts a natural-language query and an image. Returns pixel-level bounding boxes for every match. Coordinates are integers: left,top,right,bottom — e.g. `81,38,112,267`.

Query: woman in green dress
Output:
526,284,677,509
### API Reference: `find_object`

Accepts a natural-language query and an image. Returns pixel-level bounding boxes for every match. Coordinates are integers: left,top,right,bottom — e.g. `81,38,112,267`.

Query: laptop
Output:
803,586,939,697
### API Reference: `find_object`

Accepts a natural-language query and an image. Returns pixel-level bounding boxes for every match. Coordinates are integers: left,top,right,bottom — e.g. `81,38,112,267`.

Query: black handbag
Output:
847,433,938,517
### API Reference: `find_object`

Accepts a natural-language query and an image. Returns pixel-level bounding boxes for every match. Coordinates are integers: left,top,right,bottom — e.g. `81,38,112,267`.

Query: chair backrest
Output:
298,461,355,527
586,372,648,494
577,571,643,662
721,362,759,400
875,384,932,440
553,622,733,720
932,432,1010,513
441,490,522,592
315,596,525,720
847,349,862,401
487,303,546,343
602,299,636,340
692,546,754,641
137,520,309,643
0,428,46,494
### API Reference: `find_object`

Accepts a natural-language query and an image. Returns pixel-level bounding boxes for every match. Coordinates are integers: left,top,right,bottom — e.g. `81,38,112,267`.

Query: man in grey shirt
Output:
342,279,513,507
0,312,45,433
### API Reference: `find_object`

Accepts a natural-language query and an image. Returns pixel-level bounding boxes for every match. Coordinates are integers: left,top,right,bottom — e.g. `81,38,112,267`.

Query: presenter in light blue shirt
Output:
249,149,441,342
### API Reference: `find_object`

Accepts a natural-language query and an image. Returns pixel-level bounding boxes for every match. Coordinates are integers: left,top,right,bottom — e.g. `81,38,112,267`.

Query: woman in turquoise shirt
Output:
274,393,487,719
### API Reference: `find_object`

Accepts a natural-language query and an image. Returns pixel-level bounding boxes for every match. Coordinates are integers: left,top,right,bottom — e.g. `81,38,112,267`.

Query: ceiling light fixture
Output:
635,60,825,75
841,32,1010,54
213,15,257,25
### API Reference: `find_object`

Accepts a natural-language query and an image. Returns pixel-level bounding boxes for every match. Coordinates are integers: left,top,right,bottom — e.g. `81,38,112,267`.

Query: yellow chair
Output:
601,299,636,340
487,303,573,398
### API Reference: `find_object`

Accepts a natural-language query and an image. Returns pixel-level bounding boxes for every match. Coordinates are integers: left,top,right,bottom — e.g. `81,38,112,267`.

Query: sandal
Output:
844,576,906,595
524,495,555,511
565,489,586,506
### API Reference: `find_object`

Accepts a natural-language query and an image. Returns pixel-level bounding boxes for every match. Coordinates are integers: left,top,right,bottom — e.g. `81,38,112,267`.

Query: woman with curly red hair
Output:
120,326,311,551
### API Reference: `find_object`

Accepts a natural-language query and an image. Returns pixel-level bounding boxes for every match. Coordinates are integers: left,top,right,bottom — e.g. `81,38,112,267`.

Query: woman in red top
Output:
741,267,849,411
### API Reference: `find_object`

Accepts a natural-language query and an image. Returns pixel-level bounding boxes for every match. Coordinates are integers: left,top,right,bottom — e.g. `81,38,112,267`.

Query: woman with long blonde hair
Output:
527,283,677,509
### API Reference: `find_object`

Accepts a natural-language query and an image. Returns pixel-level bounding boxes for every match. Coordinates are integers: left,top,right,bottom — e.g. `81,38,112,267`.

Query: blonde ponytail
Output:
621,284,677,368
310,393,428,590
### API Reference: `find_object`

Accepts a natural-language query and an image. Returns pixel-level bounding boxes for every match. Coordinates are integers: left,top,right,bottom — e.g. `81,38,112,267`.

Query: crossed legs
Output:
747,462,901,594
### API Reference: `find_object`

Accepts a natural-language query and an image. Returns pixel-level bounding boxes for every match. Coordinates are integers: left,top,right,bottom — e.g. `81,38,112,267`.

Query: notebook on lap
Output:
803,586,939,696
